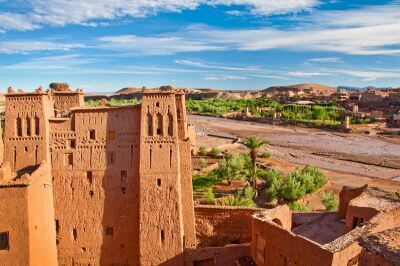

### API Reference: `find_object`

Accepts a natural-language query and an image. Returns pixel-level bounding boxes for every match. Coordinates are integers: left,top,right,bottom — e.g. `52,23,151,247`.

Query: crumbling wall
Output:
195,206,258,247
259,205,292,231
184,244,251,266
251,217,335,266
339,185,365,218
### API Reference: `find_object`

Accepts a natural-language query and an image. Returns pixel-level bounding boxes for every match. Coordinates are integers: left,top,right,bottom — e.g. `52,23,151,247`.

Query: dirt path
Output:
189,115,400,190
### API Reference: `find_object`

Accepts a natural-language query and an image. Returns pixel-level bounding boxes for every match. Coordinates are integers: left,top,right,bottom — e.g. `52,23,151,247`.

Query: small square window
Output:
156,102,160,107
106,227,114,236
65,153,73,166
89,129,96,140
0,232,9,250
157,178,161,187
121,170,127,179
108,131,115,141
68,139,76,149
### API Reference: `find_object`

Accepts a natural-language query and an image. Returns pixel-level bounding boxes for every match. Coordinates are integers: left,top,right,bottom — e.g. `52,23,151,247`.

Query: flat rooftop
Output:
350,187,400,211
291,212,347,245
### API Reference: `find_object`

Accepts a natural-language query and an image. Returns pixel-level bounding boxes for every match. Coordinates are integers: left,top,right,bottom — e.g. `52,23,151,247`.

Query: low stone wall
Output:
194,205,260,247
184,244,251,266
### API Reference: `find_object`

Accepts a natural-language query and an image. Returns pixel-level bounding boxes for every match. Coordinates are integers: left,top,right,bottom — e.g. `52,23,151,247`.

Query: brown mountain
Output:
263,83,338,94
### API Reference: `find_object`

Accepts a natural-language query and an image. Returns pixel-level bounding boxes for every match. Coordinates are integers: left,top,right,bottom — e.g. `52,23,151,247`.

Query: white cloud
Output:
204,75,247,80
308,57,343,63
175,59,258,71
288,71,331,77
0,0,319,31
334,69,400,82
97,35,223,55
0,41,85,54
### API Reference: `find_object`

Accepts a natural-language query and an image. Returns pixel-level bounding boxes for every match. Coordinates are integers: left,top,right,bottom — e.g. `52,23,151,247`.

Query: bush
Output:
288,202,310,211
260,151,271,159
262,165,327,203
223,186,255,207
199,158,207,169
214,153,248,185
198,145,207,156
203,188,215,205
210,147,221,157
321,190,338,211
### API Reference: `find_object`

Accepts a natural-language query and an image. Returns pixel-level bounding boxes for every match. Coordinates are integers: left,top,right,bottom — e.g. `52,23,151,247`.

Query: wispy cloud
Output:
174,59,258,71
0,0,319,32
204,75,247,81
288,71,332,77
308,57,343,63
97,35,223,55
0,41,84,54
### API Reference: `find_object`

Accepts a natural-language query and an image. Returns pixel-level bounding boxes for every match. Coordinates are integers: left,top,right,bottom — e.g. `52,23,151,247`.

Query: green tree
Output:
243,136,268,196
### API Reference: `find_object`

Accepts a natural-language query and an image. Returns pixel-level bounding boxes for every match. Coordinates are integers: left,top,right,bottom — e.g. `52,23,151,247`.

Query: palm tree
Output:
243,136,268,196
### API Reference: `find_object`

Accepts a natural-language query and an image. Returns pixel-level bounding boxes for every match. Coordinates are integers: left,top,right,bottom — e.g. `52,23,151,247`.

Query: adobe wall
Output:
27,162,58,266
259,205,292,231
50,107,141,265
339,185,366,218
345,205,379,230
359,250,394,266
184,243,251,266
4,93,51,172
52,91,84,116
0,184,30,265
251,217,334,266
138,92,193,265
194,206,259,247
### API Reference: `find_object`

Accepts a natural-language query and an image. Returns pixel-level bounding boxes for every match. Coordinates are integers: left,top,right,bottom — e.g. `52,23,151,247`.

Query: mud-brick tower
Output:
139,89,196,265
3,88,52,172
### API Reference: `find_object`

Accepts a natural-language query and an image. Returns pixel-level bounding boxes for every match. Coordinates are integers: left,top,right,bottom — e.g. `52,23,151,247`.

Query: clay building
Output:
0,86,197,265
0,85,399,266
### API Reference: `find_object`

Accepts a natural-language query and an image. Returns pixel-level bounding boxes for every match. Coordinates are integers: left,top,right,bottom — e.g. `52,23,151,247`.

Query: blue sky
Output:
0,0,400,92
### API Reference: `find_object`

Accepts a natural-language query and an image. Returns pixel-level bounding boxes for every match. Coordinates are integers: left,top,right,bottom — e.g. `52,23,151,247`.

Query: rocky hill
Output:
263,83,338,94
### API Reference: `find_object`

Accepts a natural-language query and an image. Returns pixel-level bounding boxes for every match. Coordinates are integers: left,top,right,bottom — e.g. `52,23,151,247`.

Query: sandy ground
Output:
190,115,400,192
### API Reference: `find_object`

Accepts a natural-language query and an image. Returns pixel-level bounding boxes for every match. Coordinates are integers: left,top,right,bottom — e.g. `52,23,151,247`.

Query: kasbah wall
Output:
0,85,198,265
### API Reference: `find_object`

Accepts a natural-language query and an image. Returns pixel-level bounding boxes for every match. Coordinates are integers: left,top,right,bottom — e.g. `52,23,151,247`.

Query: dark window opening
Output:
156,102,160,107
72,228,77,241
149,148,152,169
24,146,28,152
81,247,86,252
55,220,60,234
0,232,9,250
156,113,163,136
160,229,165,244
157,178,161,187
65,153,73,166
168,113,173,136
87,171,93,184
121,170,127,179
68,139,76,149
26,116,31,136
147,113,153,136
352,217,364,229
89,191,94,198
16,117,22,137
34,116,40,135
108,151,115,165
170,148,172,168
121,187,126,194
89,129,96,140
106,227,114,236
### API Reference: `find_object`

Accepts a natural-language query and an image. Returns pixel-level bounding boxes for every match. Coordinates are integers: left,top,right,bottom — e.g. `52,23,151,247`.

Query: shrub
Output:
210,147,221,157
203,188,215,205
321,190,339,211
214,153,248,185
222,186,255,207
261,169,285,202
198,145,207,156
199,158,207,169
288,202,310,211
260,151,271,159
